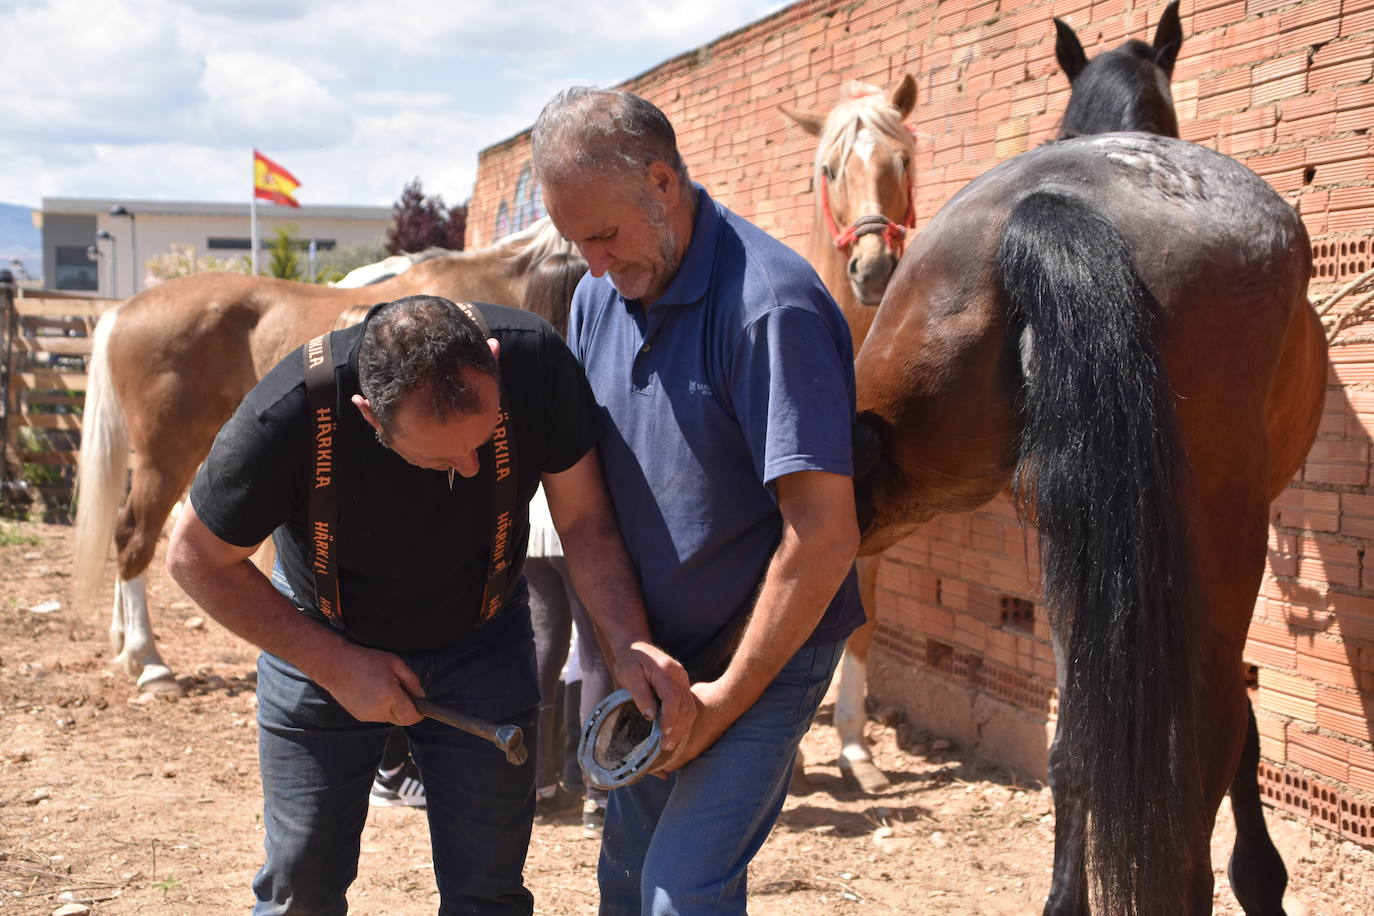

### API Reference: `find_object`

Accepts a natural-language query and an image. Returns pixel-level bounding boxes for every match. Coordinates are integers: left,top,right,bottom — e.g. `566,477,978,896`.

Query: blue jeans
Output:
598,639,844,915
252,594,540,915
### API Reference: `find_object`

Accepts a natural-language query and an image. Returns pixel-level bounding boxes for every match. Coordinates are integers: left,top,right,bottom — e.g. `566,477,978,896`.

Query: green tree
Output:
267,225,302,280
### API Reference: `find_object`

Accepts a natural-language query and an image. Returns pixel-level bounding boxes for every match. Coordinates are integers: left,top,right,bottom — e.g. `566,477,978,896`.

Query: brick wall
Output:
470,0,1374,846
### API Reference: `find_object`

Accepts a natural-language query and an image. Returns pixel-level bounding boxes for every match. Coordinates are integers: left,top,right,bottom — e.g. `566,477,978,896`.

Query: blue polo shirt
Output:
567,185,864,664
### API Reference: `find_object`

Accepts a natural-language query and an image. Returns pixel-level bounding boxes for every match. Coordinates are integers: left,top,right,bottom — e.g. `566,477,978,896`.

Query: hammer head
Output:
494,724,527,766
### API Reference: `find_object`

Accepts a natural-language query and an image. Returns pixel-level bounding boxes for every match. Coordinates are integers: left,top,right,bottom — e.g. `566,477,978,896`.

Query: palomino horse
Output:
855,3,1326,914
781,75,917,793
74,218,574,692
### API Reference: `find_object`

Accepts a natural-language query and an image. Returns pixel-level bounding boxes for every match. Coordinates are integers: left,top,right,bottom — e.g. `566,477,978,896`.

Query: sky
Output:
0,0,786,210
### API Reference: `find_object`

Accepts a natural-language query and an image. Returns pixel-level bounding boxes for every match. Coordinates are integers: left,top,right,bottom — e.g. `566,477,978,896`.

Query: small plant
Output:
267,225,302,280
152,875,181,894
0,520,39,547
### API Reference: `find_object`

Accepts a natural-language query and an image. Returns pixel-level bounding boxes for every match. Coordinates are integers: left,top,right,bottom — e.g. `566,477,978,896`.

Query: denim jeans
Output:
597,639,844,915
252,579,540,915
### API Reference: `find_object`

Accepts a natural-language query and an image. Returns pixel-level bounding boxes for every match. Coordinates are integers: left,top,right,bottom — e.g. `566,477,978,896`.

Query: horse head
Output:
782,75,918,313
1055,0,1182,138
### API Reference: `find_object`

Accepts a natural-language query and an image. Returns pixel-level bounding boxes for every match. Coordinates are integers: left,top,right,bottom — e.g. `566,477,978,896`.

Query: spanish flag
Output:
253,150,301,208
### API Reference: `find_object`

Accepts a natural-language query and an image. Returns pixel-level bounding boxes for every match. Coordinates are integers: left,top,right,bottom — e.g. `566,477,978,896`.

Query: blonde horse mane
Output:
816,82,917,182
495,216,576,273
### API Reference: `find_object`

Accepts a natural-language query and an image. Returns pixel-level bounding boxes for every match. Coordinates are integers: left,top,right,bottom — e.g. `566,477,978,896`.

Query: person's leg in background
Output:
526,556,581,820
370,726,426,807
557,555,614,837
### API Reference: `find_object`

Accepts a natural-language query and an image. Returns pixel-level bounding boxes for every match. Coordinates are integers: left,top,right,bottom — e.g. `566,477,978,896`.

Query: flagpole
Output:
250,149,260,275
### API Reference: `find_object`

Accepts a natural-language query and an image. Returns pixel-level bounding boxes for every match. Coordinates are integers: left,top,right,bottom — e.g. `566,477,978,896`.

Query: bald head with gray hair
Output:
531,87,691,190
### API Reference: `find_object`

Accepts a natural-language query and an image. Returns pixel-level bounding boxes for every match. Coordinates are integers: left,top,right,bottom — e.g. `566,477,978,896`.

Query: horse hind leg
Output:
110,460,192,695
1227,699,1288,915
835,555,891,794
110,572,179,694
1042,721,1089,916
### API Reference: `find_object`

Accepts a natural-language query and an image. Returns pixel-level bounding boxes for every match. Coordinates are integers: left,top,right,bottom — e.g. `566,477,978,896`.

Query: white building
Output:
38,197,392,299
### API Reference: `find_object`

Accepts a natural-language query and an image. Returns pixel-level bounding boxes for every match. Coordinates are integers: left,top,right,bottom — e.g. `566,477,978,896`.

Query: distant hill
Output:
0,202,41,278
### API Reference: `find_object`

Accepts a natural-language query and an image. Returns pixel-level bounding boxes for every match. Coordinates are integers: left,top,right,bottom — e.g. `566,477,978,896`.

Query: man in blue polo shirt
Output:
532,86,864,914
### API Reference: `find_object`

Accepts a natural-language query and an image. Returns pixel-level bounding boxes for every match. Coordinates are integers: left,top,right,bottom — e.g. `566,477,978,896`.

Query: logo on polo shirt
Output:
688,380,713,397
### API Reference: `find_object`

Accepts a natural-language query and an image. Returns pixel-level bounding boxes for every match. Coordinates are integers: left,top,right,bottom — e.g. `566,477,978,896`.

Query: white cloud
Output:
4,0,784,207
195,50,352,146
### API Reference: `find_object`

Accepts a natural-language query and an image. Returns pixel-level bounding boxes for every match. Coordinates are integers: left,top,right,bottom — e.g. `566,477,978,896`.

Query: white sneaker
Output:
369,759,426,808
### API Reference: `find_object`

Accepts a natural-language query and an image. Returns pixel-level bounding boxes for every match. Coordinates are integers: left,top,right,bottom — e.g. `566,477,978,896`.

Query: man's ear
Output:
351,393,382,434
646,159,679,201
487,337,501,361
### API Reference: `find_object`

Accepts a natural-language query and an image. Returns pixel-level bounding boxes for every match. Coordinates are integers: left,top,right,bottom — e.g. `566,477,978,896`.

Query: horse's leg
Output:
110,454,200,694
1043,639,1089,916
1227,698,1289,914
110,572,177,692
835,554,891,793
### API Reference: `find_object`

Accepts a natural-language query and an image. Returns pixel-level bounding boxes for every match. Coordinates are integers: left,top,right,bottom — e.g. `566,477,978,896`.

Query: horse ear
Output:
890,74,918,120
1152,0,1184,77
779,104,825,137
1054,18,1088,82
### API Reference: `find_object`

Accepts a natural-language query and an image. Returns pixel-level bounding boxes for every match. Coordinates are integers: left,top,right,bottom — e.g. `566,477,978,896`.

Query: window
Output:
494,201,510,239
208,237,252,250
54,245,98,290
529,181,546,227
208,237,336,251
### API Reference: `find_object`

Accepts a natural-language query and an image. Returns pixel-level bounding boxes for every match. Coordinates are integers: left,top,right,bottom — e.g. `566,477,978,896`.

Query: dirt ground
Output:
2,518,1372,914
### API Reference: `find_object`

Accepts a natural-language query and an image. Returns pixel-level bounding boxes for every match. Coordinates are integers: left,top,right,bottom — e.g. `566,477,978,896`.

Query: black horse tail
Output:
997,190,1202,915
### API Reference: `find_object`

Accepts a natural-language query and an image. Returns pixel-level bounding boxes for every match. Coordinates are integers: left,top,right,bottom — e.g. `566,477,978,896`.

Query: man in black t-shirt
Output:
167,296,695,914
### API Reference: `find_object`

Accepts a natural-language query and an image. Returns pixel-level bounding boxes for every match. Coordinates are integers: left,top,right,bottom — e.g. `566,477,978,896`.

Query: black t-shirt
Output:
189,302,600,652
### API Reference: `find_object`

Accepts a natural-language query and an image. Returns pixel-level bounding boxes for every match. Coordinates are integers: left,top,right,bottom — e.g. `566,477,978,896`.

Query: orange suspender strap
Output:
300,302,518,631
303,331,343,626
453,302,519,624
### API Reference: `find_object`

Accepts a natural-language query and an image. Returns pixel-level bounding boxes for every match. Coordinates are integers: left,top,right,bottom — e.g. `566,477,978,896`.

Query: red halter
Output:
820,172,916,256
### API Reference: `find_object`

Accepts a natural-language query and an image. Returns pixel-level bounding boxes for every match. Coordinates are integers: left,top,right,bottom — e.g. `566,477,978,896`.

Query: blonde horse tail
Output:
73,307,128,607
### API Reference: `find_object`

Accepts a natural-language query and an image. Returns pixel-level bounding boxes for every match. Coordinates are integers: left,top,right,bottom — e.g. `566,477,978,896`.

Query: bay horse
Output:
781,75,917,794
74,218,574,693
854,3,1326,913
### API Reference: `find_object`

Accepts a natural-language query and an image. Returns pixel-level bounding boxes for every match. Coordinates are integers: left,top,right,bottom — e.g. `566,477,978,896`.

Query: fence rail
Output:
0,284,119,502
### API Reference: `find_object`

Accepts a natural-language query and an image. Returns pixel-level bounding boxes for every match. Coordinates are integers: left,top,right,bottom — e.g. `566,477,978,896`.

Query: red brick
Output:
1295,650,1361,689
1349,766,1374,795
1309,58,1374,92
1256,711,1288,762
1253,72,1308,107
1289,738,1350,782
1274,487,1341,531
1277,19,1342,54
1279,0,1343,32
1342,7,1374,36
1317,705,1373,742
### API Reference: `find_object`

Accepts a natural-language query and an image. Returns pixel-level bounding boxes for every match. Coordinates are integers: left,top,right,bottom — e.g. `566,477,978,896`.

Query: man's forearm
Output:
712,517,857,718
558,506,655,662
168,548,353,683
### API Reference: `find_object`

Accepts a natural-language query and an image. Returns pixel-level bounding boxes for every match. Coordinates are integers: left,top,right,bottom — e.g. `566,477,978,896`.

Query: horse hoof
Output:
839,756,892,794
137,670,184,696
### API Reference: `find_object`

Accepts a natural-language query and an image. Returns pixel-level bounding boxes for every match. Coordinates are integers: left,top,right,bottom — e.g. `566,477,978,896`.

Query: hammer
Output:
411,696,528,766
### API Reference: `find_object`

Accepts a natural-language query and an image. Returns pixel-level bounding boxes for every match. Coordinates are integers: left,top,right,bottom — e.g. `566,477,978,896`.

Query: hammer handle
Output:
411,696,499,742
